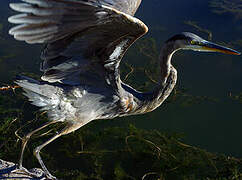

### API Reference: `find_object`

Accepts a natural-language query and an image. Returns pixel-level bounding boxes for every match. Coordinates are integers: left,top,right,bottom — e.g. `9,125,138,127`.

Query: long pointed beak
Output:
202,42,241,55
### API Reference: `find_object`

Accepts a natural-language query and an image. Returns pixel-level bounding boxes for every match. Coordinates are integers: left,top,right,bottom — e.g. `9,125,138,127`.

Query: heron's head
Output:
166,32,241,55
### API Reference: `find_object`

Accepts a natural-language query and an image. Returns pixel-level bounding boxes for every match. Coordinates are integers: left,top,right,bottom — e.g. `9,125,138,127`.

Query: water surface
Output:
0,0,241,159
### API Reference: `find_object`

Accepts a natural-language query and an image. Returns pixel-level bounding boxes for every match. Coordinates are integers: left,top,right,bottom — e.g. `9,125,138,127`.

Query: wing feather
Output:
95,0,142,15
8,0,148,96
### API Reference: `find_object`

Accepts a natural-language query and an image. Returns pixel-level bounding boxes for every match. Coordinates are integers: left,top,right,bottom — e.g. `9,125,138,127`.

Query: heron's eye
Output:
191,40,196,45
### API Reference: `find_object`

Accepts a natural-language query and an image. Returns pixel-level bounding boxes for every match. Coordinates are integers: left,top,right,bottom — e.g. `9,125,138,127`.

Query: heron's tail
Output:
15,75,63,121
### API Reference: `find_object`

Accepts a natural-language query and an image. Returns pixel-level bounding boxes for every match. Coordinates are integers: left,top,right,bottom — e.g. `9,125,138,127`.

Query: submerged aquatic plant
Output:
0,87,240,180
210,0,242,19
0,91,24,161
0,28,241,179
184,21,213,40
0,54,16,64
0,80,241,179
52,124,241,180
231,92,242,103
1,118,242,180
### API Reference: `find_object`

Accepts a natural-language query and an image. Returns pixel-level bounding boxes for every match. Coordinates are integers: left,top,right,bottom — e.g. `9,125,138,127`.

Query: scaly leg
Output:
33,123,83,179
19,121,58,169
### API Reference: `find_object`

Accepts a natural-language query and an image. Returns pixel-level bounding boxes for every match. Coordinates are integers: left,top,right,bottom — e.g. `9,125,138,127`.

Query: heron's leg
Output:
19,121,58,169
33,123,83,179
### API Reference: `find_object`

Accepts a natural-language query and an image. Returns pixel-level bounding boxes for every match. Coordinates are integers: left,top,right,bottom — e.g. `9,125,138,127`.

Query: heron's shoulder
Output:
106,5,148,35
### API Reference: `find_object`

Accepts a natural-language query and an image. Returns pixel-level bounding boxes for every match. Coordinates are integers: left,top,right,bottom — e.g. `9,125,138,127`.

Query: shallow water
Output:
0,0,241,162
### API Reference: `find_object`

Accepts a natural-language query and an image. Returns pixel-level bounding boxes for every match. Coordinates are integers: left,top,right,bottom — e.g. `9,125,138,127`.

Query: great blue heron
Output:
8,0,240,179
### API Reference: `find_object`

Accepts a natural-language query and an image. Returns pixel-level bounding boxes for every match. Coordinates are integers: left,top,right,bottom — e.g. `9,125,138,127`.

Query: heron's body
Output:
20,67,176,124
7,0,240,179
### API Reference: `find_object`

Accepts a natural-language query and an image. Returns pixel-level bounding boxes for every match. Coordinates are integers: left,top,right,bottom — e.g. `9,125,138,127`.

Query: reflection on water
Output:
0,0,242,179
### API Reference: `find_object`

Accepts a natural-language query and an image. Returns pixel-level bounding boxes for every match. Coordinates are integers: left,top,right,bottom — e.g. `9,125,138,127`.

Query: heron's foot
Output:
13,166,45,179
16,166,57,179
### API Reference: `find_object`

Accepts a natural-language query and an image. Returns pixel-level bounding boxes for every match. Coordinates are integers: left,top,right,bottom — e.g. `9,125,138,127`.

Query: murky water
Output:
132,0,242,157
0,0,241,170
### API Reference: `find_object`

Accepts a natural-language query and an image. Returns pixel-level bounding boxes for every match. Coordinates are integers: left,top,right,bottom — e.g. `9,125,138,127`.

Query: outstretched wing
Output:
8,0,148,97
97,0,142,15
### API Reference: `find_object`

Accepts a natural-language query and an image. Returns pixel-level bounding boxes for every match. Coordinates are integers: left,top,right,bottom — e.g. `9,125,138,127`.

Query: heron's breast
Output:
119,94,136,113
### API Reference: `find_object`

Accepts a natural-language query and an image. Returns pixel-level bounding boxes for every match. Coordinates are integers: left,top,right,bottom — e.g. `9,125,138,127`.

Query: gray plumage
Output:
8,0,240,179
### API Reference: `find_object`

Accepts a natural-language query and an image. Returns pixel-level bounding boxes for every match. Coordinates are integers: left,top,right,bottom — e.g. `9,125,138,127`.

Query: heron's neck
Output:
129,42,178,114
159,42,178,84
146,42,178,110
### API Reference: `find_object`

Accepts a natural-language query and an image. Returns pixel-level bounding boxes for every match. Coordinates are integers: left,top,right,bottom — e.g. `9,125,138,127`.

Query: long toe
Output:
12,167,45,179
46,172,57,180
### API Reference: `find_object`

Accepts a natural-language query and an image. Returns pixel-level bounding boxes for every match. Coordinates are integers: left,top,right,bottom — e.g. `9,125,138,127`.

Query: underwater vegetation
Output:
231,92,242,104
184,21,213,41
0,85,241,180
0,19,241,179
149,25,167,34
0,54,16,64
0,98,241,180
0,35,241,179
0,91,24,161
210,0,242,19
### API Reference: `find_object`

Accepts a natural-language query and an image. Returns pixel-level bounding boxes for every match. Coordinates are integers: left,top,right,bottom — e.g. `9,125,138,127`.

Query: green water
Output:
0,0,241,176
